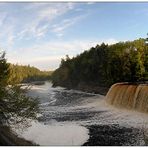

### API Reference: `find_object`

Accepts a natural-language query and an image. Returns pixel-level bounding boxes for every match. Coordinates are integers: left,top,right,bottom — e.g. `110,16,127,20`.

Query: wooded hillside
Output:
52,38,148,89
8,64,52,84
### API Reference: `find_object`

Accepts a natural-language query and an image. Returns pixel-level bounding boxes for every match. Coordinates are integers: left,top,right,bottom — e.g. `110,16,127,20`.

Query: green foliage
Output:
0,52,10,86
52,38,148,88
8,64,52,85
0,85,39,124
0,52,39,126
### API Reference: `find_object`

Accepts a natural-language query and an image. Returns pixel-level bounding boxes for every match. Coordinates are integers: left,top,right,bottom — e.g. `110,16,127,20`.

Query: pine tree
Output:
0,52,39,126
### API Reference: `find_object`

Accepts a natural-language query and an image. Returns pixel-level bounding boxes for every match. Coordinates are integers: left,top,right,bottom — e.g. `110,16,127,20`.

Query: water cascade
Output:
106,83,148,113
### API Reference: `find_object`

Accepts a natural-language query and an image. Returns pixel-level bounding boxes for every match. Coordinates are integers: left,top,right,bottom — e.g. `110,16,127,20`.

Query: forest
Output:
8,64,52,84
0,52,40,127
0,52,53,127
52,38,148,90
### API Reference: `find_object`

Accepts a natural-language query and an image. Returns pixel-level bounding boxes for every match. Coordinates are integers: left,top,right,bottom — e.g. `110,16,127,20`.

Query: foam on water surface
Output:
16,121,89,146
14,82,148,146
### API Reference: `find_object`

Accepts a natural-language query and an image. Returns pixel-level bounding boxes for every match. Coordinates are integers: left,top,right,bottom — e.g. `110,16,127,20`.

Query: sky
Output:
0,2,148,70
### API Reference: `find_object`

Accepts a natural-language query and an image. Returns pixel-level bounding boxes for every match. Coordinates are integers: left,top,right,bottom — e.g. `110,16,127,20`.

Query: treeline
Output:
8,64,53,84
52,38,148,89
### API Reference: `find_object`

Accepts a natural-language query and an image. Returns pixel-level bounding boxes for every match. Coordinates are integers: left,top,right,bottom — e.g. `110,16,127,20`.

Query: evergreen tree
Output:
0,52,39,126
52,38,148,89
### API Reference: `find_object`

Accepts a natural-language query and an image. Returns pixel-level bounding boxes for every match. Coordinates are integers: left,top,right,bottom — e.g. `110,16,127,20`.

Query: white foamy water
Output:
16,121,89,146
14,81,148,146
26,81,64,104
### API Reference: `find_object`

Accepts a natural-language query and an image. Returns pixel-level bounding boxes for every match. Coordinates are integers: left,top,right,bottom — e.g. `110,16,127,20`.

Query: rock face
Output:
106,83,148,113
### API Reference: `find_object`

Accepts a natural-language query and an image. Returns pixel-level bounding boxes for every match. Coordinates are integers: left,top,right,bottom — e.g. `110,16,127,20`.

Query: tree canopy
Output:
52,38,148,88
8,64,52,84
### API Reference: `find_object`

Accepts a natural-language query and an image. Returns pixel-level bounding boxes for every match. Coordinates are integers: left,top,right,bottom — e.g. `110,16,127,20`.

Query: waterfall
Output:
106,83,148,113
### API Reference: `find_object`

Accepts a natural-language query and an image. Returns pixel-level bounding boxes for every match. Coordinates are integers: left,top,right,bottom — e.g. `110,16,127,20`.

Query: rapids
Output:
13,82,148,146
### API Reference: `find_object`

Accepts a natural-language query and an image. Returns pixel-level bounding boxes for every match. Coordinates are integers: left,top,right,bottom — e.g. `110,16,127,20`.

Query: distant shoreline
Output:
52,83,109,95
55,81,148,96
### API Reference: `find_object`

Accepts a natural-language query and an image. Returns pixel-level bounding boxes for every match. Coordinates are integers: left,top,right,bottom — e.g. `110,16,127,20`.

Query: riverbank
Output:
75,83,109,95
0,126,35,146
53,82,109,95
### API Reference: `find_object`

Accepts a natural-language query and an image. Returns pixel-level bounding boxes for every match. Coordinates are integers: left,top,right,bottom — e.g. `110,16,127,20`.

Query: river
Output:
14,81,148,146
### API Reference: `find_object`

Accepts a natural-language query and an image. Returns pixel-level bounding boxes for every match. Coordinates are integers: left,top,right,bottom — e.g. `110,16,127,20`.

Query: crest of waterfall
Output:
106,83,148,113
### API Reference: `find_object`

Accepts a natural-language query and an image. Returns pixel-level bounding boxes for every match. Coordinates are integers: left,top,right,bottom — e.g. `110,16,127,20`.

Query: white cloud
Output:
7,38,118,70
0,3,119,71
0,3,77,44
51,14,88,37
0,20,16,47
0,12,7,27
24,3,76,38
52,20,75,35
87,2,96,5
7,34,15,45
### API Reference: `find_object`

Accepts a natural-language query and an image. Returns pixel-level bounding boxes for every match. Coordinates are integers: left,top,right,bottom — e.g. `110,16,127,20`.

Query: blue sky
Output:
0,2,148,70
